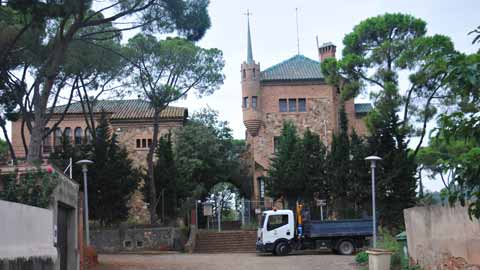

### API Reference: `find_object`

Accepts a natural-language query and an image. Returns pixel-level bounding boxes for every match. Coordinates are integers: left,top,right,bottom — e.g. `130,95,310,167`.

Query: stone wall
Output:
11,116,184,224
111,120,184,223
90,226,185,253
249,82,336,170
111,121,183,168
404,205,480,270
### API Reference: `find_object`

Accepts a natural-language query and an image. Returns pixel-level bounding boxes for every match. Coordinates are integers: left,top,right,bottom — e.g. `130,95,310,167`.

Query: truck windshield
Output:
259,213,266,228
267,214,289,231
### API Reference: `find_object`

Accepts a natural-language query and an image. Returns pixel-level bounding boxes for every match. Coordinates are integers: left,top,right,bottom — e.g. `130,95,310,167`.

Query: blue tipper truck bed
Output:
304,218,374,238
300,218,374,255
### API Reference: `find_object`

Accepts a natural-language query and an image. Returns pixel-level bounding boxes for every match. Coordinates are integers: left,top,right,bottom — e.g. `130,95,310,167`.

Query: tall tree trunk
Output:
147,108,161,224
27,80,51,163
26,32,73,163
1,121,16,163
27,115,45,163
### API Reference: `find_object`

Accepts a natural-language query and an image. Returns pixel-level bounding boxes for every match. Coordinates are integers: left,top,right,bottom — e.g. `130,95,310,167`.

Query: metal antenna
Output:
244,9,252,19
296,8,300,55
244,9,254,64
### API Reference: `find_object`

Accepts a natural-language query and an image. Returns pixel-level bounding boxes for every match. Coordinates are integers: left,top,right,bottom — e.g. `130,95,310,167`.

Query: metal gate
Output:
57,204,69,270
196,199,275,230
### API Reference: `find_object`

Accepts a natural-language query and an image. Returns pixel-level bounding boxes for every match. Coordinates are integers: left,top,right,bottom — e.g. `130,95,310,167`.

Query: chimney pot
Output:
319,42,336,61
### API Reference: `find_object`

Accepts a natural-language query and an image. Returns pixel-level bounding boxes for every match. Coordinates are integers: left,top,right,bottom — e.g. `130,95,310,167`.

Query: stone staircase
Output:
194,230,257,253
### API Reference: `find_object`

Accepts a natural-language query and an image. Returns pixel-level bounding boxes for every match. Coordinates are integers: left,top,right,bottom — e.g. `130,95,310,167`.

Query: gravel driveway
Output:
93,252,359,270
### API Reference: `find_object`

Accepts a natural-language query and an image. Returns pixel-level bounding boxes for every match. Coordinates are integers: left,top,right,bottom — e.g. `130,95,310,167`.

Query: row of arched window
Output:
42,127,93,153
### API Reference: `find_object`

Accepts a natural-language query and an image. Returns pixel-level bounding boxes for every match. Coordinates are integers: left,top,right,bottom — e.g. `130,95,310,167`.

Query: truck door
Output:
264,213,294,243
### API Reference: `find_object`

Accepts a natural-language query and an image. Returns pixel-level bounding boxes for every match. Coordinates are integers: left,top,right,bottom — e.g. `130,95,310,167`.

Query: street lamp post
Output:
195,200,202,228
365,155,382,248
76,159,94,246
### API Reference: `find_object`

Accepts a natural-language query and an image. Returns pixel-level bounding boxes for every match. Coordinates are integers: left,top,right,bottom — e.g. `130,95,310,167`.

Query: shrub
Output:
378,228,403,270
355,251,369,264
0,169,59,208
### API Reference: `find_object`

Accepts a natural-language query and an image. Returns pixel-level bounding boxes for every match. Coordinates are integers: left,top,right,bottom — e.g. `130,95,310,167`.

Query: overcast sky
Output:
6,1,479,191
169,0,480,191
174,0,479,138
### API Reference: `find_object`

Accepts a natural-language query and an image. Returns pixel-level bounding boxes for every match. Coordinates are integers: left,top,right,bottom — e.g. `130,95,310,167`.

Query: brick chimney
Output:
319,42,336,61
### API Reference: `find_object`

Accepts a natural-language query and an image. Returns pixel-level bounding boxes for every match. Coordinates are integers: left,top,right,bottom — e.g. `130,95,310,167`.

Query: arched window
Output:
42,128,52,154
54,128,62,149
64,128,71,143
85,128,93,143
74,127,83,145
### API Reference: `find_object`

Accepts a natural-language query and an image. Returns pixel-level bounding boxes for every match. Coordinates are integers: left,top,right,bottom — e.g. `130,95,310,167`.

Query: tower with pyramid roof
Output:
240,16,372,206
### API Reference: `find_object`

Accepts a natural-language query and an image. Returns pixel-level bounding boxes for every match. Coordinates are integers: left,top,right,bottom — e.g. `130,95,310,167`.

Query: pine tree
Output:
327,104,352,218
266,121,302,207
367,91,417,230
348,130,371,217
299,129,327,202
152,133,179,220
90,113,140,226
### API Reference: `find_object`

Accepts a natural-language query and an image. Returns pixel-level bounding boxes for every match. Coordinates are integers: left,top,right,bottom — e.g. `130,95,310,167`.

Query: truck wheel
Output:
337,240,355,255
275,242,290,256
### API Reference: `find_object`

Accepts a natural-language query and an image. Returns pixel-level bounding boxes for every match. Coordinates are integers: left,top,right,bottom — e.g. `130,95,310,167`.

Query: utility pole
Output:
295,8,300,55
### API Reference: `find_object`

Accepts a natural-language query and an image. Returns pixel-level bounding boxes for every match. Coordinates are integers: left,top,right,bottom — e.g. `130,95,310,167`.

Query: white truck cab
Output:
256,209,295,255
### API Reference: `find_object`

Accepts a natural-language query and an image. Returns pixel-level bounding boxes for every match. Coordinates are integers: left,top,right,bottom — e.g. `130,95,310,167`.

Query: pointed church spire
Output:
246,9,254,64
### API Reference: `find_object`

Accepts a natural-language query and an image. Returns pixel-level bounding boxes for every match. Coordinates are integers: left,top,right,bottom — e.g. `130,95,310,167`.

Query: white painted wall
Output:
0,200,57,260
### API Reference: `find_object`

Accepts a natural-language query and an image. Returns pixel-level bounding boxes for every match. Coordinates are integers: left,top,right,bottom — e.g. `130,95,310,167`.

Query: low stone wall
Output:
404,205,480,270
90,226,186,253
0,258,54,270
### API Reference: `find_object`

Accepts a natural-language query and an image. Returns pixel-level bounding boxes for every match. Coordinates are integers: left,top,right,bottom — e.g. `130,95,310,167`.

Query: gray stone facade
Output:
90,226,186,253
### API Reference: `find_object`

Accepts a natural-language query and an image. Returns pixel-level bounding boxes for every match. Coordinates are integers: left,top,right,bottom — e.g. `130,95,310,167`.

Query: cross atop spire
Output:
245,9,254,64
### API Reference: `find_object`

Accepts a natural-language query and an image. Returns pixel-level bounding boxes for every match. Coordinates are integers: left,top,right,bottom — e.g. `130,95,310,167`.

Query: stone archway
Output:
197,182,243,230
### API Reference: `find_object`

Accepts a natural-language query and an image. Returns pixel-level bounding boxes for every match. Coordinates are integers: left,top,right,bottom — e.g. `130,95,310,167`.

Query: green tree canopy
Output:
320,13,451,228
174,108,239,201
416,26,480,218
125,34,224,223
267,121,303,205
321,13,459,156
266,120,371,219
0,0,213,162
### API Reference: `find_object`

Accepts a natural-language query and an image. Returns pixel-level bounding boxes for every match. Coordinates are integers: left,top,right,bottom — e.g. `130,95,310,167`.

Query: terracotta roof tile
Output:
53,100,187,120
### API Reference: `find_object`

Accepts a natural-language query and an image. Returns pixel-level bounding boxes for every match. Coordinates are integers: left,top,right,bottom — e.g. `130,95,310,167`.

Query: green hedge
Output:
0,169,59,208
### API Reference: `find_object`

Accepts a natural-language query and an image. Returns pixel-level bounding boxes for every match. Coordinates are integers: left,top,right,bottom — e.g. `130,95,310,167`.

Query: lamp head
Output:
365,156,382,167
76,159,94,170
365,156,382,161
76,159,94,166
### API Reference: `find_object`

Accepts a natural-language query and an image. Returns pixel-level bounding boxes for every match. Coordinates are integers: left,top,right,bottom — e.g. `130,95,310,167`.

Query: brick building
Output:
11,99,187,165
241,19,371,202
11,99,187,222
